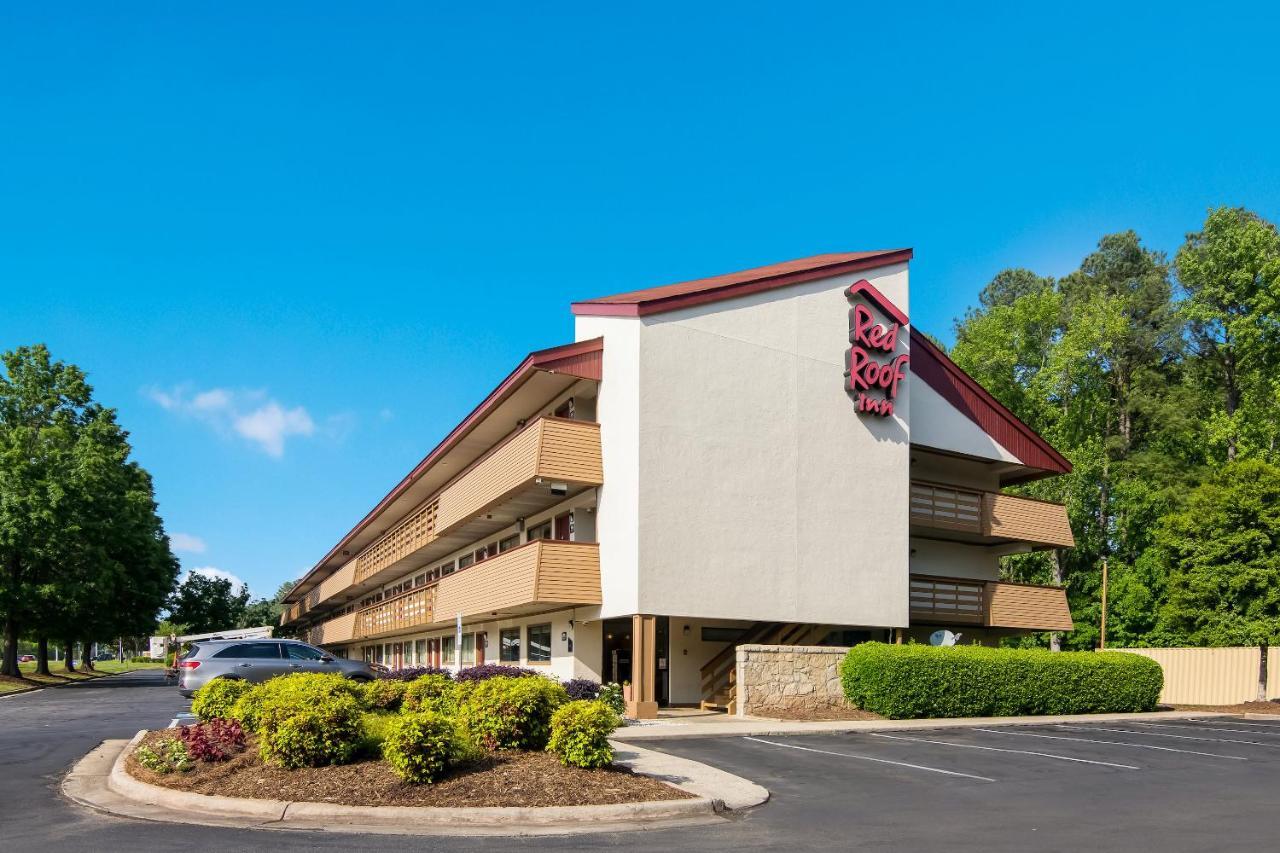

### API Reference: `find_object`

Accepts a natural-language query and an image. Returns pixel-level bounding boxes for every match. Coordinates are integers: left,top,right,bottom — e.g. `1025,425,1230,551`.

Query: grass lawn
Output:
0,659,164,695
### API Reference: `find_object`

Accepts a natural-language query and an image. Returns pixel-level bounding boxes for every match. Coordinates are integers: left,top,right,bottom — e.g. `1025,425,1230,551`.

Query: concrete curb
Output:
613,709,1236,741
612,740,768,811
63,730,742,836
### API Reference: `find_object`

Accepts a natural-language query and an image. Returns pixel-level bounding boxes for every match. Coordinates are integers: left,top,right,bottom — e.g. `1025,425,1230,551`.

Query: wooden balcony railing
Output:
357,585,437,640
352,417,603,586
336,540,602,644
909,574,1074,632
304,610,358,645
910,481,1074,548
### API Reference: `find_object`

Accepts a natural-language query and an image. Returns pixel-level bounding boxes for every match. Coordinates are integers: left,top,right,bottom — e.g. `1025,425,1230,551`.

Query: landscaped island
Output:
127,667,692,808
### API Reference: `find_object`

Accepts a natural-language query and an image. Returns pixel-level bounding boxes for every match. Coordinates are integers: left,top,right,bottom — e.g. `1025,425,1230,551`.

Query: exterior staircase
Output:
698,622,828,713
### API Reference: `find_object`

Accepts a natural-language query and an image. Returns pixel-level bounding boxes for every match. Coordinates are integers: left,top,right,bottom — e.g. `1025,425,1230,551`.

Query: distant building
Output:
149,626,273,659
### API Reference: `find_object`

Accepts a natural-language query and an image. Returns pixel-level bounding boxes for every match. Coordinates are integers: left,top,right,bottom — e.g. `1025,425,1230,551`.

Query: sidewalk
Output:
613,708,1242,741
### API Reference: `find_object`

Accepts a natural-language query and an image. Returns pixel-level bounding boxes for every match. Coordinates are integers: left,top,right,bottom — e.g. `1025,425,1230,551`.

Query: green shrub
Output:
229,684,266,731
249,674,367,768
840,642,1164,719
357,712,399,758
136,737,194,774
403,673,458,714
382,711,476,783
229,673,363,733
360,679,408,712
191,678,254,722
598,682,625,715
458,676,568,750
547,700,620,768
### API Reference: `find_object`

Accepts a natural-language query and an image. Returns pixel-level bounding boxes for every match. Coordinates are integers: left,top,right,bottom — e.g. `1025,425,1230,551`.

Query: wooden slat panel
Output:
909,576,986,624
909,482,983,533
537,419,604,483
357,586,436,639
433,544,540,617
534,541,603,603
984,493,1075,547
308,610,357,645
986,582,1074,631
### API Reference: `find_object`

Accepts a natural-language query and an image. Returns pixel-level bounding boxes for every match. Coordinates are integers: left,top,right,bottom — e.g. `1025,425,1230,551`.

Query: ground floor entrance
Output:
602,616,670,708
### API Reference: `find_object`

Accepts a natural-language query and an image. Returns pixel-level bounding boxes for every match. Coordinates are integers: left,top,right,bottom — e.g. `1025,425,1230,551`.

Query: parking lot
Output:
4,673,1276,852
635,717,1280,851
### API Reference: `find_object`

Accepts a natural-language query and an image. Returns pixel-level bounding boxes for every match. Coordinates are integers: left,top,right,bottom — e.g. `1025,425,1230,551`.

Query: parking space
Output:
638,717,1280,851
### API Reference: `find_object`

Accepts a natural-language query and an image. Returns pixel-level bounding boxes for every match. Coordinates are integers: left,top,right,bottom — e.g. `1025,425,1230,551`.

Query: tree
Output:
1175,207,1280,462
236,579,297,630
1155,460,1280,648
167,573,249,634
0,346,95,677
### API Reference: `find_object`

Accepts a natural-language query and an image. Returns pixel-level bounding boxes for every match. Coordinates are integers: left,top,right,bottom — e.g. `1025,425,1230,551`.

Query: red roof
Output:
910,329,1072,480
572,249,913,317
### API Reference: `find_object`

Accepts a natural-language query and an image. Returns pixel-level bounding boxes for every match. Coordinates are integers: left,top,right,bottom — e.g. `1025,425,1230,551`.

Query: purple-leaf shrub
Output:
562,678,602,701
177,718,247,763
379,666,453,682
455,664,540,682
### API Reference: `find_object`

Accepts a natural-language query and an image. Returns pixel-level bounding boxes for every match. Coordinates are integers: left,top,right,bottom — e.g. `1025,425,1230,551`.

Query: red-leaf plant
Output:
178,718,247,763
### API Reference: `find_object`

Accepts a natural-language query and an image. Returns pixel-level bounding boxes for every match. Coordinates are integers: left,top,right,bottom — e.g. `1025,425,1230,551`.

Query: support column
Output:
626,614,659,719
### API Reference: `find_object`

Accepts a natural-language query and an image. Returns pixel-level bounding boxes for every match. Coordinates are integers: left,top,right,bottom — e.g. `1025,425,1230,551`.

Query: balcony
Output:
352,417,603,588
909,574,1074,632
909,481,1074,549
303,610,358,645
311,540,601,645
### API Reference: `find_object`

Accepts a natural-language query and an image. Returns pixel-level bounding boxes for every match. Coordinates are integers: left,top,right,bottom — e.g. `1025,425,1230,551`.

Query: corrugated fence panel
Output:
1120,647,1261,705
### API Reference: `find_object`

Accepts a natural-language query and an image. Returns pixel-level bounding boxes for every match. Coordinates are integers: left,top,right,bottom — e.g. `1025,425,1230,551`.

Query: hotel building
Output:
280,250,1075,717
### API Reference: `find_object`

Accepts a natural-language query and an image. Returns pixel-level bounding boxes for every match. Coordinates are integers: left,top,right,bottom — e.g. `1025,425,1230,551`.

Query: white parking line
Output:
974,728,1248,760
1188,718,1280,729
871,732,1139,769
742,737,997,782
1057,724,1277,748
1135,721,1280,737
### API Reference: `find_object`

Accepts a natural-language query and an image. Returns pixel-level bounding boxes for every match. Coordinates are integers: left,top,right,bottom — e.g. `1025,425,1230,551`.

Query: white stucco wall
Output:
575,316,641,619
908,537,1000,581
579,263,913,627
909,378,1020,464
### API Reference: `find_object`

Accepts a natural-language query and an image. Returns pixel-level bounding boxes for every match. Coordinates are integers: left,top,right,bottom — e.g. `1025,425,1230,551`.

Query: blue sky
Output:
2,4,1278,602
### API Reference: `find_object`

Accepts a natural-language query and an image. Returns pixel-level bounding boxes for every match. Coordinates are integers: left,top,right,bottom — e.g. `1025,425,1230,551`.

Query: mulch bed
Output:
1169,701,1280,714
127,730,694,808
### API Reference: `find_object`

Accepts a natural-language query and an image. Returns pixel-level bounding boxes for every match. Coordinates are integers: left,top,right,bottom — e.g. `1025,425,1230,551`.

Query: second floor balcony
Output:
909,480,1074,549
306,540,603,644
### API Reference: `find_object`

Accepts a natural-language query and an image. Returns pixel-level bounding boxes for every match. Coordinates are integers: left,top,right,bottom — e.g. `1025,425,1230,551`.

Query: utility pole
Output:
1099,555,1109,650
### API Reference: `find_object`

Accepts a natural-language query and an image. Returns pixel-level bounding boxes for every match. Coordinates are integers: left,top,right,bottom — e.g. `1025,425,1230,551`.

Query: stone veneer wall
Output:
735,644,852,718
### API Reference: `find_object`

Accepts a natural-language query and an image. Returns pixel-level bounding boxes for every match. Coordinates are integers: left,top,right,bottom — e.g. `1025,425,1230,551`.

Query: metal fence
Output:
1118,646,1279,705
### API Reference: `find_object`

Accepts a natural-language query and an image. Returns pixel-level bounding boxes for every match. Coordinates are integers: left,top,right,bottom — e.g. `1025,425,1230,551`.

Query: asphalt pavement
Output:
2,669,1277,852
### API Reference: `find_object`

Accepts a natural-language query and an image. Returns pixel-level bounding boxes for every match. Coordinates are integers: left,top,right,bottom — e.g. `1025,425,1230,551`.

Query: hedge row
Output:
841,642,1163,719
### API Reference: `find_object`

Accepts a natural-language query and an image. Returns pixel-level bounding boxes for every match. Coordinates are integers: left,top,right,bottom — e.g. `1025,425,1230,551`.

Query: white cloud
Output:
145,384,319,458
169,532,207,554
233,402,316,458
183,566,247,593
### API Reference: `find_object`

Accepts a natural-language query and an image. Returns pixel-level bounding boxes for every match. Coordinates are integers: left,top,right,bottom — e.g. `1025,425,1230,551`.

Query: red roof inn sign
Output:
844,279,910,418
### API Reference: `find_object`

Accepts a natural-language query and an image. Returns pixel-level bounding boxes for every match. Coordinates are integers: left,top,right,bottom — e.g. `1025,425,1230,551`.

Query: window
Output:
461,633,476,666
500,627,521,662
214,642,281,659
285,644,326,661
526,521,552,541
415,639,426,663
457,554,473,570
414,574,426,588
498,534,519,552
441,635,455,665
527,623,551,663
